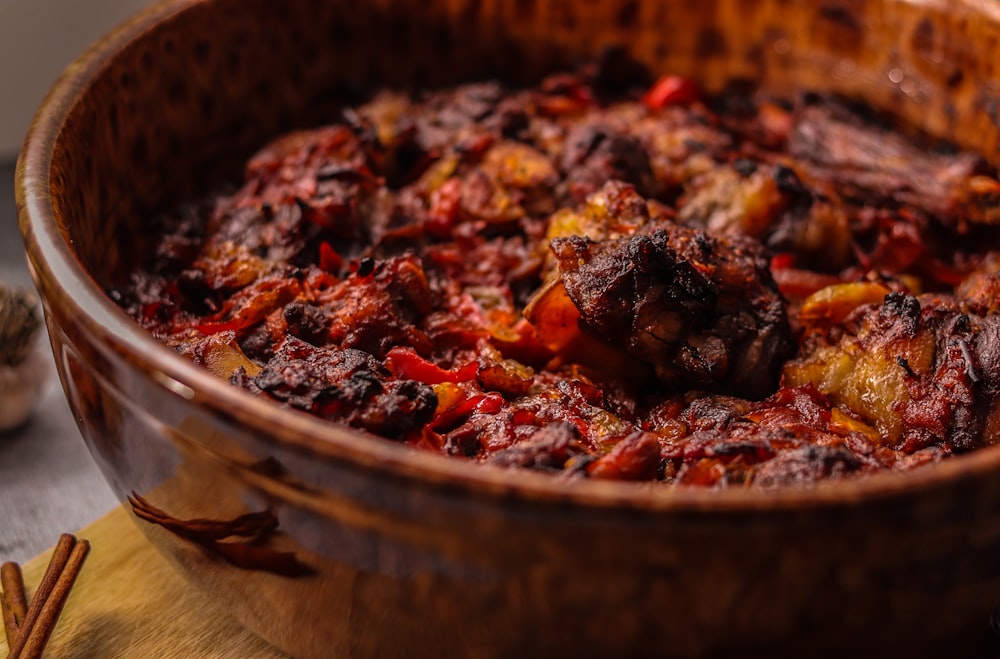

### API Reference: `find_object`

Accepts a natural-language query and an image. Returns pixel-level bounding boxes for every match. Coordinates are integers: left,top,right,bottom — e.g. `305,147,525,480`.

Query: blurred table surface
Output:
0,159,118,564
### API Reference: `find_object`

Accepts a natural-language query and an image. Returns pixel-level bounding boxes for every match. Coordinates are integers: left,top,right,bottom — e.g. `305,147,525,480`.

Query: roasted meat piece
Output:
487,422,590,472
678,161,853,271
678,162,789,239
789,101,1000,226
242,336,437,439
321,254,437,358
785,291,1000,452
955,252,1000,316
541,183,793,399
559,121,658,202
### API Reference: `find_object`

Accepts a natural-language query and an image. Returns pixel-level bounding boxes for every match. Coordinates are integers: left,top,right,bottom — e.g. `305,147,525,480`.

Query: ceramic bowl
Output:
17,0,1000,656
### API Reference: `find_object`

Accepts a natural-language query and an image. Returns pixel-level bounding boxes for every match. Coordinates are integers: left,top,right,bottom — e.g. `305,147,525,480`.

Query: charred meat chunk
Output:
252,336,436,438
323,254,437,357
560,122,658,202
545,185,793,398
488,422,590,472
785,291,1000,452
789,100,1000,226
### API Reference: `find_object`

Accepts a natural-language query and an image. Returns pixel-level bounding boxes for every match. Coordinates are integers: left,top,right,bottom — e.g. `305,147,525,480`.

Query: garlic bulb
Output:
0,284,48,432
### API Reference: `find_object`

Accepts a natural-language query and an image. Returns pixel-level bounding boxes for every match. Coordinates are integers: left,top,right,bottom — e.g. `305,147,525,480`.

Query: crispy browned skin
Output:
788,101,1000,227
786,289,1000,453
546,184,793,398
115,57,1000,487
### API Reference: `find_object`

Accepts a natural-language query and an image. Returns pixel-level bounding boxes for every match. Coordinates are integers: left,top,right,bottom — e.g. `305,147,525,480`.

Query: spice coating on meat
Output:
786,289,1000,452
115,57,1000,488
547,186,793,398
244,336,438,438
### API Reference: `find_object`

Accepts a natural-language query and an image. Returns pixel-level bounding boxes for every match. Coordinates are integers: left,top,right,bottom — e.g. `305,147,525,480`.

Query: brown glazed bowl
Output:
17,0,1000,656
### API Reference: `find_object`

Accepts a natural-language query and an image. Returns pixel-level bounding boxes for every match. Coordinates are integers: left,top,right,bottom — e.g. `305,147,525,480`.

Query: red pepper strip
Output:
642,75,699,110
511,408,537,426
426,177,463,238
385,347,479,385
196,317,247,335
472,392,503,414
430,392,504,432
319,241,343,273
771,268,840,300
769,252,795,271
141,301,163,322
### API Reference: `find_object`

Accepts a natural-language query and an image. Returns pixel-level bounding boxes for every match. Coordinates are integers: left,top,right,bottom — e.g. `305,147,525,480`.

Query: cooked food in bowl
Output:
113,56,1000,487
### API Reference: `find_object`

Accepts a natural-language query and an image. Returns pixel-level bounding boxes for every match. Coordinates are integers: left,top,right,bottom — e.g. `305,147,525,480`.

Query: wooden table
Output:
0,505,288,658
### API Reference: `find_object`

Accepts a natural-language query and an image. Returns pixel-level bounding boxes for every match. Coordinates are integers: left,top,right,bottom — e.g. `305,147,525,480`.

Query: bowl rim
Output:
17,0,1000,515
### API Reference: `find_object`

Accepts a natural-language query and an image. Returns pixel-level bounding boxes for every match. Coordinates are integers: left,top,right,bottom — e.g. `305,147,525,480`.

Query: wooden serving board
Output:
0,505,289,658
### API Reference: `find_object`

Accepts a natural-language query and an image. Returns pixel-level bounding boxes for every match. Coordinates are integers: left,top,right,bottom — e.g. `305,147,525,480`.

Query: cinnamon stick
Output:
1,561,27,648
7,534,89,659
1,591,18,650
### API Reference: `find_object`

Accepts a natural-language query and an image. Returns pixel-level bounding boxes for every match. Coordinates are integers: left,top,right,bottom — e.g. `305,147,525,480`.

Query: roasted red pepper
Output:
385,347,479,385
642,75,699,110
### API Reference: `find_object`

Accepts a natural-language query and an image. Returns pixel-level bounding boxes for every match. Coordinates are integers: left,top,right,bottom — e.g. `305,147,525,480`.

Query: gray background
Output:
0,0,149,566
0,1,154,159
0,160,118,564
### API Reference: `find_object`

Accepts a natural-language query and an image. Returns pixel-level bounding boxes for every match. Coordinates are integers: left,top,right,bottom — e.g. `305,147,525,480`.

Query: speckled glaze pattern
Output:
17,0,1000,657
